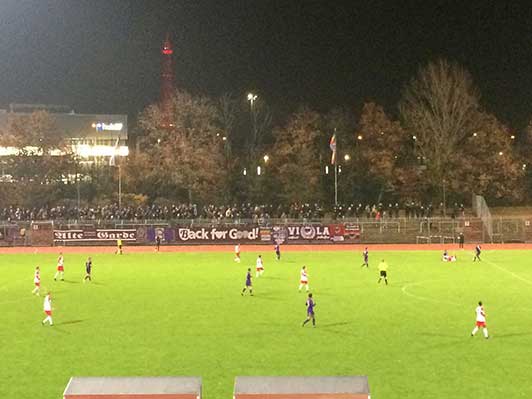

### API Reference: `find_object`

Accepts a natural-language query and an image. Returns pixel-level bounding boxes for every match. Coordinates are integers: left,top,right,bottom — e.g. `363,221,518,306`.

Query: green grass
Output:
1,248,532,398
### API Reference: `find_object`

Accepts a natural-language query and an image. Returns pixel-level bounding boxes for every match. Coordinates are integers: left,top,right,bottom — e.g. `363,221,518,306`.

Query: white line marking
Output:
485,260,532,287
401,279,461,306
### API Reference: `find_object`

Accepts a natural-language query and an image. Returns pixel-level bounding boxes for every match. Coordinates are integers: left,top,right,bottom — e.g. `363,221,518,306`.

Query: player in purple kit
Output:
473,245,481,261
274,243,281,261
241,268,253,296
361,247,369,268
302,293,316,327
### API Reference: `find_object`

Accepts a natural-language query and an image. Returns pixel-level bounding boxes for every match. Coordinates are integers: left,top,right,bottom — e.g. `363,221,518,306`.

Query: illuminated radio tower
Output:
160,33,175,127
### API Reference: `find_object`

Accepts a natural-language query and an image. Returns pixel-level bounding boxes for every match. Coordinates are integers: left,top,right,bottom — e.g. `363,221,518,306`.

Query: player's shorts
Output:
307,310,315,317
118,245,122,249
86,269,91,274
57,266,64,271
35,282,40,287
300,280,308,284
476,321,486,328
380,270,387,277
256,267,264,271
44,310,52,316
245,283,252,287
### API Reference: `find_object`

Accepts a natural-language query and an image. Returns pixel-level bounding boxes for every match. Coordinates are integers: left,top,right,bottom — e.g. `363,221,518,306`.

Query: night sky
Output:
1,1,531,127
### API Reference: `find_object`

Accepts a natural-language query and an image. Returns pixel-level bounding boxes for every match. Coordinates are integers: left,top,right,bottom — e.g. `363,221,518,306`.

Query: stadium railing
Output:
2,215,532,246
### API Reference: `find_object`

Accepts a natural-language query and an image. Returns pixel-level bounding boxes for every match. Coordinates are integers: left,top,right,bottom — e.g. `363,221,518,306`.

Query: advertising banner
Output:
175,226,260,243
146,227,175,243
53,229,137,243
271,223,360,244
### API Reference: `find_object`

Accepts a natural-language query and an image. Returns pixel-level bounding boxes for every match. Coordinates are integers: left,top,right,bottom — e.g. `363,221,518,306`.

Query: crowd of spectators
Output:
334,201,465,220
0,201,465,222
0,202,325,222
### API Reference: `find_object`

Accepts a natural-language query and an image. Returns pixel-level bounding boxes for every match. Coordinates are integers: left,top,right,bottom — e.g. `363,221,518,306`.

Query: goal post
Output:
29,221,54,246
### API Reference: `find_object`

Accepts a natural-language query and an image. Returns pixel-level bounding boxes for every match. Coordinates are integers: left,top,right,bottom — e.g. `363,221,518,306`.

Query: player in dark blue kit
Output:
241,268,253,296
83,257,92,283
302,293,316,327
473,245,481,262
361,247,369,267
274,243,281,261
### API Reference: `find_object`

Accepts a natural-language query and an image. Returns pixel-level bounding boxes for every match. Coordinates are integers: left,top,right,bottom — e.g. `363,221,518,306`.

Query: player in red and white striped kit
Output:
42,292,53,326
255,255,264,277
32,266,41,296
53,252,64,281
298,266,309,292
471,301,489,339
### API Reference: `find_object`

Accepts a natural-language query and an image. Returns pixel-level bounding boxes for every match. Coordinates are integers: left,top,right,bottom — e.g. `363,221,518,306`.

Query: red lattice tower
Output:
160,32,175,127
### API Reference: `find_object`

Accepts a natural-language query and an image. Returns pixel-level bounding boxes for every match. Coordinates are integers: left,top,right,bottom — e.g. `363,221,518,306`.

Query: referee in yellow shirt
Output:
378,259,388,285
116,238,123,255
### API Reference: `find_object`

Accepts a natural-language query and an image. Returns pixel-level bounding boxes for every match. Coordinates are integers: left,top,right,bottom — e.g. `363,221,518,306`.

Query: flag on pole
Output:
329,134,337,165
109,137,120,166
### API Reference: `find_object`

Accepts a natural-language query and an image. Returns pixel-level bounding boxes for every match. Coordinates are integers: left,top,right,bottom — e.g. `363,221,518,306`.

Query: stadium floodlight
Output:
511,135,515,139
357,135,363,140
344,154,350,161
473,132,478,137
247,93,258,106
498,151,503,156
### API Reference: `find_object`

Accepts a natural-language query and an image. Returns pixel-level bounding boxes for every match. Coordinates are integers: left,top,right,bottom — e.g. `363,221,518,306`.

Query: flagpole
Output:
329,131,338,207
118,163,122,210
334,157,338,206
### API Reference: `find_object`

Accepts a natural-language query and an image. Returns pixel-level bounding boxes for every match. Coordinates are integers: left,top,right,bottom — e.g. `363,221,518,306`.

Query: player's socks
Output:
302,319,309,326
312,318,316,327
483,328,488,338
385,279,388,285
471,326,479,335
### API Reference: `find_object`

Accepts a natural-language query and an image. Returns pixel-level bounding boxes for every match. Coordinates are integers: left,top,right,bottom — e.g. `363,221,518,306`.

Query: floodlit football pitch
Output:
1,247,532,399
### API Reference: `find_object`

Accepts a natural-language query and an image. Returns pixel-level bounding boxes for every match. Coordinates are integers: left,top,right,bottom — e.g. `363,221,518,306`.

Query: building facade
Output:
0,104,128,165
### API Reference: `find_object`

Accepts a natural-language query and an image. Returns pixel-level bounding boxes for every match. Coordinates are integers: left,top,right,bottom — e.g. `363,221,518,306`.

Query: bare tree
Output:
247,98,272,158
217,93,237,158
399,59,481,192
